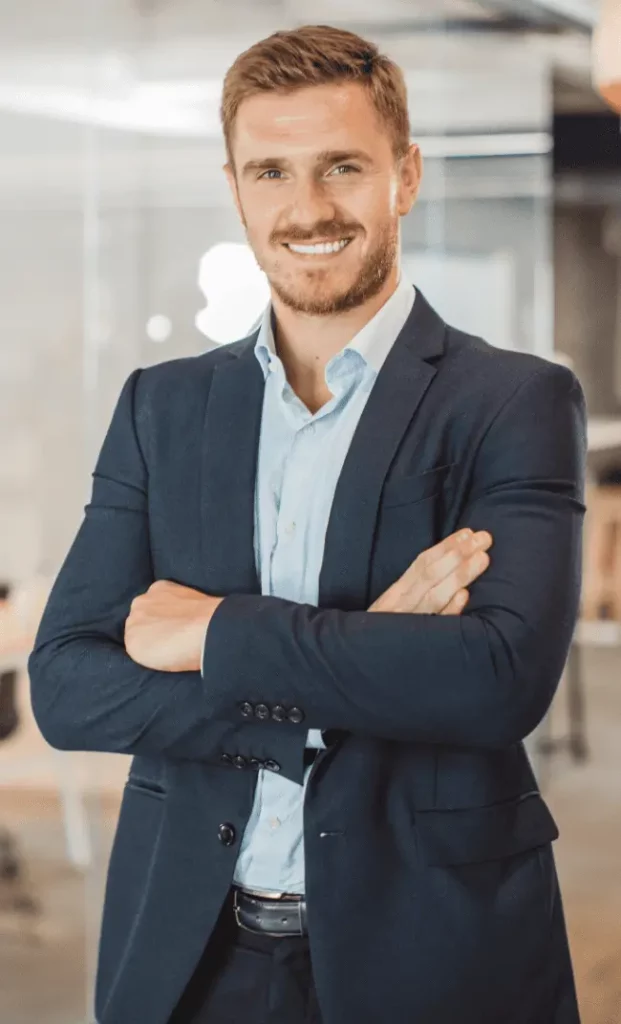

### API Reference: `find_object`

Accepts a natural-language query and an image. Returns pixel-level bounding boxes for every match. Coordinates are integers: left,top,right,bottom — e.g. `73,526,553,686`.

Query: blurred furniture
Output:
587,417,621,452
593,0,621,113
582,485,621,620
534,420,621,776
0,582,37,913
0,586,91,870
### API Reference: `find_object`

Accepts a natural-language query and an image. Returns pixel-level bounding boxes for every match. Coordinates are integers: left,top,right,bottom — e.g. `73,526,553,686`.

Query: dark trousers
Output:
169,888,323,1024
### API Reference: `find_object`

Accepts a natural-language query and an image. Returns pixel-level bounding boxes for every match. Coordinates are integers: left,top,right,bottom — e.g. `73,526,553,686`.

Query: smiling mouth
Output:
283,238,353,256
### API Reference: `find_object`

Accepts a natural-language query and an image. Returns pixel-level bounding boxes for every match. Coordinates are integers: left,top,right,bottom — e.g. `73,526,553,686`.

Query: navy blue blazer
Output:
29,292,585,1024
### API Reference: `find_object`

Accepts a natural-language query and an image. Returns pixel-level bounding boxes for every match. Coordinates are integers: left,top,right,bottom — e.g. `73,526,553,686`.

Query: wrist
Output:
191,595,224,673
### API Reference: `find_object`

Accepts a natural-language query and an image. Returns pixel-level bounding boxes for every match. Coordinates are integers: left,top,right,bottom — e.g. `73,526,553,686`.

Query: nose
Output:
285,175,336,236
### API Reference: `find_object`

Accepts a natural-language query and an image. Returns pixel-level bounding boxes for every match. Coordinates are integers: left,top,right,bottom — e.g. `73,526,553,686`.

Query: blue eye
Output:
259,169,283,180
331,164,358,176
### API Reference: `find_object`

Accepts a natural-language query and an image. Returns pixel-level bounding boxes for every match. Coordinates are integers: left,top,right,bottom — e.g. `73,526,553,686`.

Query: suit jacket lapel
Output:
200,291,448,607
200,338,263,594
318,290,447,610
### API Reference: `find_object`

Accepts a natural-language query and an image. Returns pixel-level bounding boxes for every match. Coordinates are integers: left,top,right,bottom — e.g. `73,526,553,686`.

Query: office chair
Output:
0,582,39,916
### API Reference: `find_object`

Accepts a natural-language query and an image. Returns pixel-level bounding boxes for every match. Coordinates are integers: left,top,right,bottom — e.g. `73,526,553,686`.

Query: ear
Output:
397,143,423,217
224,163,244,223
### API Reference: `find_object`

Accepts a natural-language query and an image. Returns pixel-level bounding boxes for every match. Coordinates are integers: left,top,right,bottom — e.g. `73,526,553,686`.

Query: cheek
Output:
388,179,399,215
238,189,275,230
344,180,397,229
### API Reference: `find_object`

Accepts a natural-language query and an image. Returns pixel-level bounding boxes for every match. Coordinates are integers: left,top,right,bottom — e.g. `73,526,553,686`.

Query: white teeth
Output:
286,239,350,255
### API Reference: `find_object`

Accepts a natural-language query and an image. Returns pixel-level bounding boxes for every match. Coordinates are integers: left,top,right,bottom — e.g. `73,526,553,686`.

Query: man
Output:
29,24,586,1024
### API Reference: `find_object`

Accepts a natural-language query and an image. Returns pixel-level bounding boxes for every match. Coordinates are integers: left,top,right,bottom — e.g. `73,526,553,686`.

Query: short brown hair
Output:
221,24,411,166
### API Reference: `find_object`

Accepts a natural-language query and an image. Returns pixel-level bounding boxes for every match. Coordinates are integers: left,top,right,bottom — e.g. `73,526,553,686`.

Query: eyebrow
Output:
241,149,374,177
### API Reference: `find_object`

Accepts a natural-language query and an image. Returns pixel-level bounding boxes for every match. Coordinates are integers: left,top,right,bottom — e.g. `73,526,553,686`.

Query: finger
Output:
414,529,475,571
401,534,491,608
427,528,492,564
369,530,493,613
439,589,470,615
420,551,490,613
403,530,492,589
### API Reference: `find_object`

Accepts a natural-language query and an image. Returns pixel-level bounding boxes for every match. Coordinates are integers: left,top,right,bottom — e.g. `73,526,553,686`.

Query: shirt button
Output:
269,817,281,830
285,522,296,536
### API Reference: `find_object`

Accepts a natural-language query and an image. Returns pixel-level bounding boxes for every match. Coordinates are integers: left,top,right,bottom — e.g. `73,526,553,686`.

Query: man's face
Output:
225,82,421,316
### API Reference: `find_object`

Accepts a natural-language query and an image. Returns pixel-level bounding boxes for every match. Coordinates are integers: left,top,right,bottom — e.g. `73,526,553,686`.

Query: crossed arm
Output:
28,362,586,761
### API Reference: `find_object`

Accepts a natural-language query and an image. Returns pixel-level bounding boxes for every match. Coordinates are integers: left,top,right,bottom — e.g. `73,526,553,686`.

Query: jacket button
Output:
288,707,305,725
271,705,287,723
239,702,255,719
255,703,270,721
220,753,233,766
233,755,247,770
264,760,281,773
218,823,236,846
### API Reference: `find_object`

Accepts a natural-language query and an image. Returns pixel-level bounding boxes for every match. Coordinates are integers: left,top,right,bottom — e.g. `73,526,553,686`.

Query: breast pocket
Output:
414,793,559,868
370,464,458,600
381,463,456,510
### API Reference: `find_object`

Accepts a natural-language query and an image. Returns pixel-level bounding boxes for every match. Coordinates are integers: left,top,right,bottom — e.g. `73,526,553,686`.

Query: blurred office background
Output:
0,1,619,1021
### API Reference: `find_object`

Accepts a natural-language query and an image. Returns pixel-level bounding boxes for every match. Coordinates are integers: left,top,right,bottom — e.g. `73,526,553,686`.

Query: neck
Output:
270,265,400,403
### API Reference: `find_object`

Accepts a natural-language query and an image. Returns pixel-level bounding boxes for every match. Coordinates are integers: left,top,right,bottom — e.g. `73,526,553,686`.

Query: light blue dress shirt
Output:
231,276,416,894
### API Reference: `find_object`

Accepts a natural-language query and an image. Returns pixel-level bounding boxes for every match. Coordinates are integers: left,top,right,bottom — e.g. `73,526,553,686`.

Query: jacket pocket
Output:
381,463,456,510
415,792,559,866
126,777,167,800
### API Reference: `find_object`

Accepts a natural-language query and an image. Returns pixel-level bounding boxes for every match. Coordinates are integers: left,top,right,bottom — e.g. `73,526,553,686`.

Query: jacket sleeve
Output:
201,363,587,750
28,369,309,780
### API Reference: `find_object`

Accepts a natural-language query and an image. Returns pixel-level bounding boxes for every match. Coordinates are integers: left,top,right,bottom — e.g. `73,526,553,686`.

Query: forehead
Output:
231,82,390,160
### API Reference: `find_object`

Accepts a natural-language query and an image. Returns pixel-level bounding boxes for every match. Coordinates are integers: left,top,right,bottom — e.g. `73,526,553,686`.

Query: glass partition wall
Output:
0,2,553,1018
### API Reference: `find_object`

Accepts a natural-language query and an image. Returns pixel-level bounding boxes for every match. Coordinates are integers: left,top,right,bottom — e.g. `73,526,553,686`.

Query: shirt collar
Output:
254,273,416,380
344,274,415,374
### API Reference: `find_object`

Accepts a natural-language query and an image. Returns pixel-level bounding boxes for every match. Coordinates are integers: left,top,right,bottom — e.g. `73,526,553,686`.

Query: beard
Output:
248,216,399,316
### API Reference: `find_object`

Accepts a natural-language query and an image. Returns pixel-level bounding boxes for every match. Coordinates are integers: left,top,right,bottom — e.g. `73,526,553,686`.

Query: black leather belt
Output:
233,887,308,937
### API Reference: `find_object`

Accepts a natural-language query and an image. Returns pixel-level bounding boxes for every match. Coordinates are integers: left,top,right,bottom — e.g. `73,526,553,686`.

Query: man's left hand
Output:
124,580,223,672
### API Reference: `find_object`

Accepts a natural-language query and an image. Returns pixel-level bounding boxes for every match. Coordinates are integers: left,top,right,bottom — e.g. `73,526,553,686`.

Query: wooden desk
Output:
587,417,621,453
0,602,32,674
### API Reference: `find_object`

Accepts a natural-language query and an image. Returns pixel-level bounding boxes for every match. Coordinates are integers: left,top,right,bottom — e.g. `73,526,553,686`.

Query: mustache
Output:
271,221,361,245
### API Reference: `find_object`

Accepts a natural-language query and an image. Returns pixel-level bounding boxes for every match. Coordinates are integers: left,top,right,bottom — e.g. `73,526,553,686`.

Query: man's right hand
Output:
368,529,492,616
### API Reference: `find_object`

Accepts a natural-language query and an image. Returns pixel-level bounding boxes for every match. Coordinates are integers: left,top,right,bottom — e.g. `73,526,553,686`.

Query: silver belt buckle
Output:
233,888,279,935
233,888,254,932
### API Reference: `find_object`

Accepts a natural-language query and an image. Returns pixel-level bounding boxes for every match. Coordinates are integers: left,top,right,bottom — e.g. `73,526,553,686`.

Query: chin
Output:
279,287,360,316
271,272,359,315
